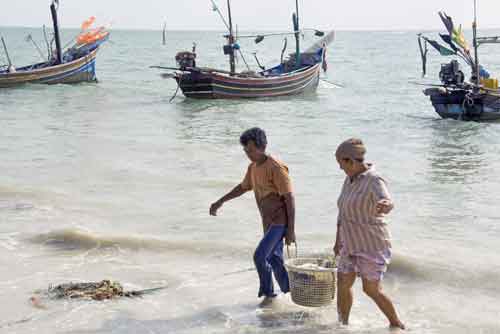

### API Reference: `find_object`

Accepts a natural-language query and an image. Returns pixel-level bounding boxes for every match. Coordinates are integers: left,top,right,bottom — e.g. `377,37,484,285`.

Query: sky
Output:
1,0,499,31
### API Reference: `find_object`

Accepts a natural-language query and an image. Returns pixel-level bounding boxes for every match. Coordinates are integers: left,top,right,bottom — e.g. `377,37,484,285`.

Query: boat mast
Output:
293,0,301,68
472,0,479,85
50,1,63,64
227,0,236,73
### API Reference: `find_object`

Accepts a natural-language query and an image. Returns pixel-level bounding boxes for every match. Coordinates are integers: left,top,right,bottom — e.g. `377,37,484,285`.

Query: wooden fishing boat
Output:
0,1,109,88
417,2,500,121
153,0,333,99
0,44,106,88
174,49,326,99
424,85,500,122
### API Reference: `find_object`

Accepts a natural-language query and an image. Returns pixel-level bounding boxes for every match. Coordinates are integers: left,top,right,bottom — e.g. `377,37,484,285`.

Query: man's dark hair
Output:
240,127,267,149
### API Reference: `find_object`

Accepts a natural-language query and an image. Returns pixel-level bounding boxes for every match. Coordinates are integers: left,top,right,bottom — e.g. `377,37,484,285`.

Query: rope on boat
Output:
0,54,7,69
320,78,344,88
43,25,52,61
25,34,46,61
237,49,251,72
461,91,482,120
169,73,182,103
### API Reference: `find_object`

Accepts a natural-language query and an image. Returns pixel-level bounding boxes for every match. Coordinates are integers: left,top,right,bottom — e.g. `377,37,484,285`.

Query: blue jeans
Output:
253,225,290,297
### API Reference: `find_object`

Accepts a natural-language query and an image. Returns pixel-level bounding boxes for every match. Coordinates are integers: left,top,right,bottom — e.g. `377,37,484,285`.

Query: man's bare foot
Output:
29,296,47,310
389,321,405,330
258,296,275,308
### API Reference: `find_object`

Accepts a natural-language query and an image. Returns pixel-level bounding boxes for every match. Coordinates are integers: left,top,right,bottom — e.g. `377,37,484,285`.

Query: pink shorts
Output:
337,248,391,281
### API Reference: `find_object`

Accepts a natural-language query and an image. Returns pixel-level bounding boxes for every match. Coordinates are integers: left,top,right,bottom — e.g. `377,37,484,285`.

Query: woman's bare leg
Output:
337,272,356,324
362,278,405,329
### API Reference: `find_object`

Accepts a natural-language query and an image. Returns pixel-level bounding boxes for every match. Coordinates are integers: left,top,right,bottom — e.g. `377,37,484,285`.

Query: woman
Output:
333,138,405,329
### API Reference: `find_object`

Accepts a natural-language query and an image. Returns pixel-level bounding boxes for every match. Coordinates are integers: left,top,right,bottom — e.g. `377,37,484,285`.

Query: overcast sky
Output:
1,0,499,31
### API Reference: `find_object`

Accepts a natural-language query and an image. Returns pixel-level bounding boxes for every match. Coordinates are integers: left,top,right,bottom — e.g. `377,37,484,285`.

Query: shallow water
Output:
1,27,500,333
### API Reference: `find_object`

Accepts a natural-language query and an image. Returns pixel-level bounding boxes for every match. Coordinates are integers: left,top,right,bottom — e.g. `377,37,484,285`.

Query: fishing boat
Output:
417,1,500,121
153,0,333,99
0,1,109,88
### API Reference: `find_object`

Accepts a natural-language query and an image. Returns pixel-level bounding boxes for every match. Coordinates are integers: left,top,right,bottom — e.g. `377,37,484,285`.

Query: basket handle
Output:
286,241,298,259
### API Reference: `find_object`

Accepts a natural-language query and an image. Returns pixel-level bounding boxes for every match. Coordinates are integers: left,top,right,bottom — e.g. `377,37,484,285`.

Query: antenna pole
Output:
473,0,480,85
162,22,166,45
293,0,301,68
227,0,236,73
1,37,13,67
50,1,63,64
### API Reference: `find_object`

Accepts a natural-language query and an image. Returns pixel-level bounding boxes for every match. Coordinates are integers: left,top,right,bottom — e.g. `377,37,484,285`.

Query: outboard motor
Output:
175,51,196,70
439,60,464,86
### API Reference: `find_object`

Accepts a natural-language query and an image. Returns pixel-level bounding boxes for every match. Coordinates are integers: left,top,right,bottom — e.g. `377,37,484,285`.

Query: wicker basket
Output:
285,253,336,308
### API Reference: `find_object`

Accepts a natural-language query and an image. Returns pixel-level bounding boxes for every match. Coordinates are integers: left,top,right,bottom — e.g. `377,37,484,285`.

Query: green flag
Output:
452,25,469,52
422,36,455,56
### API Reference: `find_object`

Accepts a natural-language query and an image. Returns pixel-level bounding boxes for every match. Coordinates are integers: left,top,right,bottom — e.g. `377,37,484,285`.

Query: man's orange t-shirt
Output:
240,156,293,232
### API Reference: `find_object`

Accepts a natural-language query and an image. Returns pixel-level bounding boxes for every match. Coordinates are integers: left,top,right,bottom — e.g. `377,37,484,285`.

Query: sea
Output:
1,27,500,333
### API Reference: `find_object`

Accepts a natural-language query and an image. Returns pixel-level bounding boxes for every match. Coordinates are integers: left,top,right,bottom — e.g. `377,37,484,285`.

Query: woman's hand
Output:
333,241,340,256
209,200,223,216
376,199,393,214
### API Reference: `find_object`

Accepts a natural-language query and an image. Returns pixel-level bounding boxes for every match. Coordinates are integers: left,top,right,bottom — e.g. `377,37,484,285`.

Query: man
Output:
209,127,295,306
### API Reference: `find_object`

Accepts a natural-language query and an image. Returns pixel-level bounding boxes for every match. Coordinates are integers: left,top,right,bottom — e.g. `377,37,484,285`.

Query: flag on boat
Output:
81,16,96,31
76,17,109,45
422,36,455,56
439,34,459,52
438,11,454,35
438,12,469,52
452,25,469,52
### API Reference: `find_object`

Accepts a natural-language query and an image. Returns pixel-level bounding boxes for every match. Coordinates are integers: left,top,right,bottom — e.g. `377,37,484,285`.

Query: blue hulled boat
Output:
418,4,500,121
154,0,333,99
0,1,109,88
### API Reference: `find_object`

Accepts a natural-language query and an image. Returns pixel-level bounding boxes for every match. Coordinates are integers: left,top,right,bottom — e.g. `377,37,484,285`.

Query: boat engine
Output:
175,51,196,70
439,60,464,86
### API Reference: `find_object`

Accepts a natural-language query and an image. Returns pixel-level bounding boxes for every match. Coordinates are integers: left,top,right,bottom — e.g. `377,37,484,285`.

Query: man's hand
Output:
209,200,223,216
209,185,246,217
285,231,296,246
376,199,393,215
